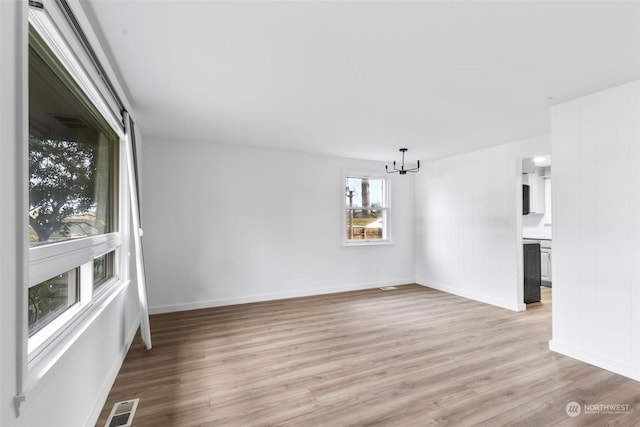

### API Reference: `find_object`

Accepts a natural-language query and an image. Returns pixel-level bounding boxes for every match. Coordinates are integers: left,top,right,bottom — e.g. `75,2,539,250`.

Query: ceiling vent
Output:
104,399,139,427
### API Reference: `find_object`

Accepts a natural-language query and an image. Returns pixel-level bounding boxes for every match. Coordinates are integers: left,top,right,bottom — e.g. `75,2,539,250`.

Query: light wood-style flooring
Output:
96,285,640,426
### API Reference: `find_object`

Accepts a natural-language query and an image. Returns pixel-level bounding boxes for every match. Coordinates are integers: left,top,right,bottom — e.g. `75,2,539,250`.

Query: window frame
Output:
25,6,130,373
342,170,392,246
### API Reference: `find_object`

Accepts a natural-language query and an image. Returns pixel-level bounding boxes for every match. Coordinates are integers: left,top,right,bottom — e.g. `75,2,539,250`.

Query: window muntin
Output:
28,28,119,248
345,175,389,243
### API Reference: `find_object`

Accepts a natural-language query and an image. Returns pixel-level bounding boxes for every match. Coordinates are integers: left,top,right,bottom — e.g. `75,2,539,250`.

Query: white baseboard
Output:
549,340,640,383
149,278,416,315
415,278,524,312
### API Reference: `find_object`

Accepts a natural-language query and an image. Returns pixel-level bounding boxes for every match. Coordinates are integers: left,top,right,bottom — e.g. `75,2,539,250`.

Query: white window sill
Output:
343,239,393,247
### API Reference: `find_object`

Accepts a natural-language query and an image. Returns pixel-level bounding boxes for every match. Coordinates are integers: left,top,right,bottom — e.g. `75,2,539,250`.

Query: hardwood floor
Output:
96,285,640,426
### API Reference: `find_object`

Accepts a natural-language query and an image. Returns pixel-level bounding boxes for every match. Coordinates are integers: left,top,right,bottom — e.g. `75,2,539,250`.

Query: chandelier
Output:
385,148,420,175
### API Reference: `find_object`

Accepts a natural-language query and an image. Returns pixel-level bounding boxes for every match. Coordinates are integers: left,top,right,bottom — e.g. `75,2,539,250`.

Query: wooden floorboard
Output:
96,285,640,426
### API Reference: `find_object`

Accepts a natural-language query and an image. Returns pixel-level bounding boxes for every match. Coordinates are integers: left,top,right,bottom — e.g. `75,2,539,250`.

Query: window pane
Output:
346,209,385,240
28,28,119,247
28,269,79,337
94,251,115,290
345,177,384,208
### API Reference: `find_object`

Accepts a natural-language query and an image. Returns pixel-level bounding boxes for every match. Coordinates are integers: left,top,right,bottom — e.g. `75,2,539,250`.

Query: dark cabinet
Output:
524,243,541,303
522,184,530,215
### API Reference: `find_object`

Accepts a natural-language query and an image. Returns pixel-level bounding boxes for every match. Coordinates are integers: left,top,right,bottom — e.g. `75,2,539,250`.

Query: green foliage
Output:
29,136,97,243
28,276,65,334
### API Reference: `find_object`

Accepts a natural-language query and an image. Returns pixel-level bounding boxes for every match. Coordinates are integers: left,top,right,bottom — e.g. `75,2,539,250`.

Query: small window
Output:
345,174,389,244
28,269,79,337
93,251,115,290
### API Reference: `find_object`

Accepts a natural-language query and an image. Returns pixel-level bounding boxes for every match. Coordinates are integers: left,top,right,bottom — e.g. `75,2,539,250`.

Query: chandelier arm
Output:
389,160,400,173
404,161,420,172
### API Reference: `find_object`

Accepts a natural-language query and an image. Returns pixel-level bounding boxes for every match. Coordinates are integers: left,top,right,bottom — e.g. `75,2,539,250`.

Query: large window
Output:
29,29,118,247
27,23,122,357
344,174,389,244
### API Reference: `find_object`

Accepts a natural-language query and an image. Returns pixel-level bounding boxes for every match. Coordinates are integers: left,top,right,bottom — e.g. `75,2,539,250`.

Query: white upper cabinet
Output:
522,165,546,215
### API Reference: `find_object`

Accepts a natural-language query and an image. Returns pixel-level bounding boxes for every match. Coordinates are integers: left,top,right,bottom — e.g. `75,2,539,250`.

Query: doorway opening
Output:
517,155,552,309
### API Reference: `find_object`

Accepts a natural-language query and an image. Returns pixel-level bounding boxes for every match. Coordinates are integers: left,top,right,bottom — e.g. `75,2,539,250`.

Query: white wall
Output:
1,2,142,426
414,135,550,311
550,79,640,381
142,138,415,313
522,213,552,240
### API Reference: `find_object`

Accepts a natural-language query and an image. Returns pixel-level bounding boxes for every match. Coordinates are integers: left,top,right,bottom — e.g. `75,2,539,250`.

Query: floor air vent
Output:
380,286,397,290
104,399,139,427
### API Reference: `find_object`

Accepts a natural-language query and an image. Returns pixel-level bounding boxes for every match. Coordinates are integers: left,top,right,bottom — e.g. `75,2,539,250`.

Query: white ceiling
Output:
82,0,640,162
